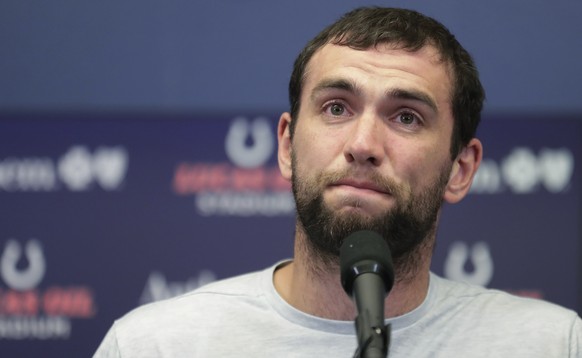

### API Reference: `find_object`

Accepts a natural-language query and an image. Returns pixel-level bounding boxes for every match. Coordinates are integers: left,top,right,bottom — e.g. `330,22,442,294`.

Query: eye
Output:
327,103,346,116
396,111,421,126
329,103,346,116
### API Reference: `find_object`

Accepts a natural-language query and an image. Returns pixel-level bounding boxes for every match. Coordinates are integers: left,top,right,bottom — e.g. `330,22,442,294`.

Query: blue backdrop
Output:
1,1,581,356
0,113,579,357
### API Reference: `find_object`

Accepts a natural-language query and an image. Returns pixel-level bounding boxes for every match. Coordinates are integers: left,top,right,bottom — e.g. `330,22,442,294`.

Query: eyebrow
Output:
310,77,439,114
310,78,361,102
387,88,439,114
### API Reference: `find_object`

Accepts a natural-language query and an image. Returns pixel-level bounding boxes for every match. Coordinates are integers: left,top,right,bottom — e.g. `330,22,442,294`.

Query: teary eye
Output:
329,103,345,116
399,112,416,124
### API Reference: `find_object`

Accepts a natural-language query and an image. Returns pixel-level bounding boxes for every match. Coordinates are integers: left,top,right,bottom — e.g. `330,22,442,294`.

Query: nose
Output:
343,113,385,166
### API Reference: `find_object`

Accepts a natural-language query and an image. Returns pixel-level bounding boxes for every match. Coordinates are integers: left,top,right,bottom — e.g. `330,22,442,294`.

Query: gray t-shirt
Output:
94,262,581,357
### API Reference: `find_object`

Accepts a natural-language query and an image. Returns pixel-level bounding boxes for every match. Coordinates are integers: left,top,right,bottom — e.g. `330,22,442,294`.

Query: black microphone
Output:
340,230,394,358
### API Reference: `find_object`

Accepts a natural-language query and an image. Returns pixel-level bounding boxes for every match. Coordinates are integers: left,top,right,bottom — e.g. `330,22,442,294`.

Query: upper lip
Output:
332,179,389,194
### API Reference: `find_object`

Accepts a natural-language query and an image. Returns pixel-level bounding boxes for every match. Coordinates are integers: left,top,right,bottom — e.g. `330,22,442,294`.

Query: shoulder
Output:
113,267,272,336
129,268,266,318
94,265,284,356
390,274,582,356
430,273,580,330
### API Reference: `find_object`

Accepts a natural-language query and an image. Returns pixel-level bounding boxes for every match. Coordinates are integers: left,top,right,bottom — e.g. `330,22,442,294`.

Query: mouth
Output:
330,179,391,196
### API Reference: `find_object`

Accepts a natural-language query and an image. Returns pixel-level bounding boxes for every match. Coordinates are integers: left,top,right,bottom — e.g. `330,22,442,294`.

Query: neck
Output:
273,225,433,321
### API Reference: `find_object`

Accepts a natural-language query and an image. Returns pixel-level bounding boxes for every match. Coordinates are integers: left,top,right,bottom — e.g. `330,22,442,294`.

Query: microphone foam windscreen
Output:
340,230,394,296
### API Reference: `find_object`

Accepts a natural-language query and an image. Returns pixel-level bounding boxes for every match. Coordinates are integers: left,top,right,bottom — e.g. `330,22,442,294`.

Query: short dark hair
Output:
288,7,485,158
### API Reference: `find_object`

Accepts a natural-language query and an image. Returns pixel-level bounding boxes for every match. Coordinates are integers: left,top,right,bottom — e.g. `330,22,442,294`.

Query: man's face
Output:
282,43,457,267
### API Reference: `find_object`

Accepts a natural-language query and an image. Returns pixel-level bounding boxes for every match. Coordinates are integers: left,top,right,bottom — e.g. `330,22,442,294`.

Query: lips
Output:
331,179,390,195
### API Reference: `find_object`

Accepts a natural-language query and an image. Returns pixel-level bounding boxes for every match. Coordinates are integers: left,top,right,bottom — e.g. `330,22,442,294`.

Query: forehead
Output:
302,43,454,106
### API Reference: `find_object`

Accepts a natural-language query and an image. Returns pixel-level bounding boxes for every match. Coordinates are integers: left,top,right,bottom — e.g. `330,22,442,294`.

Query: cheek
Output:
290,137,320,184
292,126,341,172
393,141,450,188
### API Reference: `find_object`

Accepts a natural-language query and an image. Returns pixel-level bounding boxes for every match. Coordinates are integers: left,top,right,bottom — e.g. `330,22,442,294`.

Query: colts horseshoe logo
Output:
225,117,274,168
444,241,494,287
0,239,46,290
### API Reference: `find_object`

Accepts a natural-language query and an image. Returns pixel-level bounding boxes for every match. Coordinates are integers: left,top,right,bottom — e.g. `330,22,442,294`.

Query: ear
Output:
277,112,293,181
443,138,483,204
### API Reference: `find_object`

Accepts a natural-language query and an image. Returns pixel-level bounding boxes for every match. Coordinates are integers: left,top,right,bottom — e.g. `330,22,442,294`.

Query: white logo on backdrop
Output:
537,148,574,192
0,239,46,290
444,241,494,287
0,239,97,340
0,145,128,192
59,145,129,191
225,117,274,168
471,147,574,194
184,116,294,216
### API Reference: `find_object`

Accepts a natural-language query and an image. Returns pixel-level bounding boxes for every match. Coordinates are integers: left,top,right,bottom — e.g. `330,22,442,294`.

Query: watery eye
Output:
399,112,416,125
329,103,345,116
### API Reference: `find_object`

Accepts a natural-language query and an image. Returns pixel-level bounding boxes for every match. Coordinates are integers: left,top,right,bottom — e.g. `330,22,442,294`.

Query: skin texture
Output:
274,43,482,320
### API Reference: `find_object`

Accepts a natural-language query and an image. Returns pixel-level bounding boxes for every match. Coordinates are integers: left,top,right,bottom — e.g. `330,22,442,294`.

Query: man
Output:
95,7,581,357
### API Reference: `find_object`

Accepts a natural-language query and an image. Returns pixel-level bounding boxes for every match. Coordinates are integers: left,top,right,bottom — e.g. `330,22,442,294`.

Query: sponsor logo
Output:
173,117,294,216
471,147,574,194
0,239,97,340
443,241,543,298
225,117,274,168
444,241,494,287
0,145,128,192
139,270,217,304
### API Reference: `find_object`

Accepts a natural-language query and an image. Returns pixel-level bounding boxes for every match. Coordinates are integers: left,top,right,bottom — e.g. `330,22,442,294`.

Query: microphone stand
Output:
339,230,394,358
352,313,390,358
351,273,390,358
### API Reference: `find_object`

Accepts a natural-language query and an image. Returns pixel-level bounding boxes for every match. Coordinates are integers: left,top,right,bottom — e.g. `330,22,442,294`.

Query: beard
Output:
291,155,452,280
